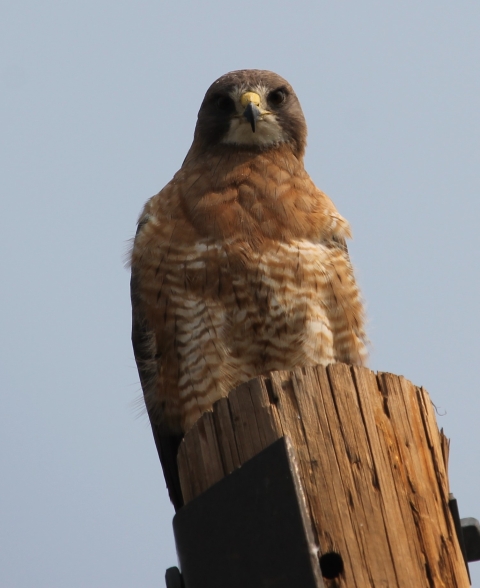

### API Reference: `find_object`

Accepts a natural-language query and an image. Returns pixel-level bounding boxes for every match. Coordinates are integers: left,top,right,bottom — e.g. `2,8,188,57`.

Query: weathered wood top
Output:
177,364,469,588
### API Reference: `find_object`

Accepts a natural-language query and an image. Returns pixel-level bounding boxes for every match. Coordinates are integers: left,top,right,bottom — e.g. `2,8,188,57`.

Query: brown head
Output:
191,69,307,158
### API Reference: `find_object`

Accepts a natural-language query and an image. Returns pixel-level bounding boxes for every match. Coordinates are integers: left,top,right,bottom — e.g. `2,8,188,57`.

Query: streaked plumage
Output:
130,70,367,509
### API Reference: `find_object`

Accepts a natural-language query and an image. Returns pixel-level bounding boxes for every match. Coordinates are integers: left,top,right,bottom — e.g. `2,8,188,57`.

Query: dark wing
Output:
331,233,349,255
131,219,184,511
328,233,367,366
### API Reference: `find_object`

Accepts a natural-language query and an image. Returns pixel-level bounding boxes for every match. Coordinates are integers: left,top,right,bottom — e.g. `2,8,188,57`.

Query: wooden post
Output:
177,364,470,588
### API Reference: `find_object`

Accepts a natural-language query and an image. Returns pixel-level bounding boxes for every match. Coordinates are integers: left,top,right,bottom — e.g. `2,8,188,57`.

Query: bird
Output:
130,69,367,510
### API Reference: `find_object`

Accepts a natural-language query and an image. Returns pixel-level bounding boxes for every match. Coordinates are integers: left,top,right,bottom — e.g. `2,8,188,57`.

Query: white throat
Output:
222,115,287,147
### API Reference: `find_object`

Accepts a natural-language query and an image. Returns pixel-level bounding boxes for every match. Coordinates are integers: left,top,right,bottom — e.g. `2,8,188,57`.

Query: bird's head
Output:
192,69,307,158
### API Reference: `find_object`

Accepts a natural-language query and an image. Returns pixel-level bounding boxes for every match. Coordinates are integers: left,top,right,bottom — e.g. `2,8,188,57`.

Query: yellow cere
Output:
240,92,261,108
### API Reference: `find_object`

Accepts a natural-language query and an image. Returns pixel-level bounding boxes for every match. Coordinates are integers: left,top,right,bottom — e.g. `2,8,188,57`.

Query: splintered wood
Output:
177,365,469,588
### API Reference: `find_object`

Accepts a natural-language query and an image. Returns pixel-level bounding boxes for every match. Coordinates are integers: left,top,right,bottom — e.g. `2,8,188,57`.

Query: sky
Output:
1,1,479,586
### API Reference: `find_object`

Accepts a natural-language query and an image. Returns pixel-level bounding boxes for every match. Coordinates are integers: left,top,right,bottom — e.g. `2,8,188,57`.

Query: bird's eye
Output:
268,88,287,106
215,95,235,112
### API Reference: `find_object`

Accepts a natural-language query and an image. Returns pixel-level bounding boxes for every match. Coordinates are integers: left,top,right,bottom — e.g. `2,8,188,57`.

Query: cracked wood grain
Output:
178,364,469,588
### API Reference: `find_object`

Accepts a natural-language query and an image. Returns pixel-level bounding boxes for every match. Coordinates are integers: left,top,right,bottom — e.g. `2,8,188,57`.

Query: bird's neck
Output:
181,142,305,177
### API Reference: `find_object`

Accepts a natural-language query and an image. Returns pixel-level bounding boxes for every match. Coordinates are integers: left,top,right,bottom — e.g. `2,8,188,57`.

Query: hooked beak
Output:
243,102,261,133
241,92,262,133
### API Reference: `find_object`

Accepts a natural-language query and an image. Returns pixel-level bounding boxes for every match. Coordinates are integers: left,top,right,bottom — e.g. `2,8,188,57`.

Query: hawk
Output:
130,69,367,510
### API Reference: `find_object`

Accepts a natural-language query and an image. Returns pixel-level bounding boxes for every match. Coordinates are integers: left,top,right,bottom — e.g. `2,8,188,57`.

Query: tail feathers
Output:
149,419,184,511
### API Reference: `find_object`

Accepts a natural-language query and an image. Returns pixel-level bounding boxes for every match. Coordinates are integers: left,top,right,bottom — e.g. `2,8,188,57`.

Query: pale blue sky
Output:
1,1,479,586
